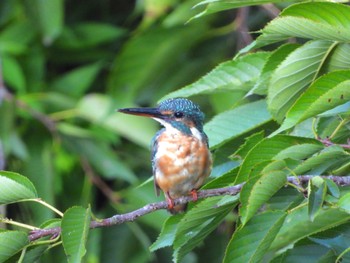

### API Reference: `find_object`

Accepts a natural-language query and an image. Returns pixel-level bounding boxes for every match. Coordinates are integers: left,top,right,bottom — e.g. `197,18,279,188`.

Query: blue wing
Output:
151,128,164,196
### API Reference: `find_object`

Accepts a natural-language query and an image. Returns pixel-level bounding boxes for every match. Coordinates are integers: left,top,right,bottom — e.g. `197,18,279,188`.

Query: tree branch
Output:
28,175,350,242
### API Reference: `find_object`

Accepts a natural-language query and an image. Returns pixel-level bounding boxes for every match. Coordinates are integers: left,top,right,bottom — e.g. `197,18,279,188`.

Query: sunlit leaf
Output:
161,52,269,100
268,40,335,123
0,171,38,205
252,43,299,96
256,2,350,47
204,100,272,149
62,206,91,263
277,70,350,132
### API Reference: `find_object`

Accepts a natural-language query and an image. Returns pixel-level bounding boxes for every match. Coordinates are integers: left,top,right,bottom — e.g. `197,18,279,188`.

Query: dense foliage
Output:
0,0,350,262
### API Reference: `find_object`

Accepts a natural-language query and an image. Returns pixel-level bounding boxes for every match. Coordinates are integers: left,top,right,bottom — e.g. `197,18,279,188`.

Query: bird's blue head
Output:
118,98,205,135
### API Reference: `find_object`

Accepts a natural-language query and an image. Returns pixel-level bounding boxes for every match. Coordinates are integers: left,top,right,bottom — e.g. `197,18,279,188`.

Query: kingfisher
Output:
118,98,212,213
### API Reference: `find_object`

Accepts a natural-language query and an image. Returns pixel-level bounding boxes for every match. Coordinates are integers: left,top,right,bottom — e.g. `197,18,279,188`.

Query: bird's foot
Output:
165,192,174,209
190,189,198,202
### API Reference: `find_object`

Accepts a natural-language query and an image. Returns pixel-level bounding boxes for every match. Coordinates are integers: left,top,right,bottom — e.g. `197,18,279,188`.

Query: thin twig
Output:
28,175,350,242
80,158,121,204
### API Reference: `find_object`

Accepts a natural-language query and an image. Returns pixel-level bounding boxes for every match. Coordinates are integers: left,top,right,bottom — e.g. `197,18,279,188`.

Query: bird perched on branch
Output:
118,98,212,214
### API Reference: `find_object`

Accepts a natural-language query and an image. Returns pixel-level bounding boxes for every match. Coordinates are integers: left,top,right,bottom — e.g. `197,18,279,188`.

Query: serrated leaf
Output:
270,206,350,252
256,2,350,47
62,206,91,263
240,170,287,225
224,211,287,263
235,135,320,184
231,131,265,160
0,231,29,262
338,193,350,213
149,214,183,252
308,178,327,222
204,100,272,149
173,196,237,262
0,171,38,204
268,40,335,123
192,0,290,20
252,43,300,96
293,146,349,175
161,52,269,100
327,43,350,71
274,144,324,161
277,70,350,132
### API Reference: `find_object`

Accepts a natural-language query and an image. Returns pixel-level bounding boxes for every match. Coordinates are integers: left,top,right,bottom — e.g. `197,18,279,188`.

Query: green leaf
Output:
173,196,237,262
256,2,350,47
63,138,137,183
273,144,324,161
277,70,350,132
327,43,350,71
338,193,350,213
235,135,320,184
55,23,126,49
107,25,209,102
224,211,287,263
270,206,350,252
0,171,38,204
192,0,292,20
149,214,183,252
268,40,335,123
26,0,63,44
204,100,272,149
51,62,103,97
240,170,287,225
252,43,300,96
62,206,91,263
293,146,349,175
308,177,327,222
324,178,340,198
0,231,29,262
2,55,26,92
231,131,265,160
161,52,269,100
77,94,157,148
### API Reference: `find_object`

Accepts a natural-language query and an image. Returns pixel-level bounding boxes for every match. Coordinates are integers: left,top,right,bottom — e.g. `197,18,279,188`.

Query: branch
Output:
319,137,350,149
28,175,350,242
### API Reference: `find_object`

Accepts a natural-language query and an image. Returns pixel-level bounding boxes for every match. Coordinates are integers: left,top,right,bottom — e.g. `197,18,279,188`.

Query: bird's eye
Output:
174,111,184,118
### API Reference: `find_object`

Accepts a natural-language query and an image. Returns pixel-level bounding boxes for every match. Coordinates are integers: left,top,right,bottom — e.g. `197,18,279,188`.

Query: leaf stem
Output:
24,198,64,217
329,117,348,140
0,217,39,230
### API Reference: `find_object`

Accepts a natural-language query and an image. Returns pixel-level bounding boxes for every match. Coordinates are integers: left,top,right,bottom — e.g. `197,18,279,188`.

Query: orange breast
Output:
154,131,212,199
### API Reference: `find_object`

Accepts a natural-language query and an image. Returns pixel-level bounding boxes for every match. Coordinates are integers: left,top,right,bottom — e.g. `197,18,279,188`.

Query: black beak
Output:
118,107,165,119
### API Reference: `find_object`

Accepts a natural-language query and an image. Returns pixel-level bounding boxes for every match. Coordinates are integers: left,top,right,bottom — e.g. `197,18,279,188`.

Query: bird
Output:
118,98,212,213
